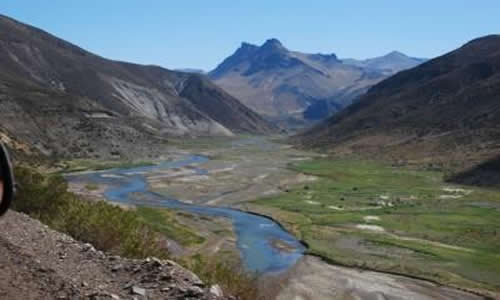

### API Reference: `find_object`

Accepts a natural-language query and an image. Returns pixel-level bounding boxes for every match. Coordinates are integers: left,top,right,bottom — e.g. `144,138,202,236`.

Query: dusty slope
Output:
0,211,225,300
295,35,500,167
0,14,276,159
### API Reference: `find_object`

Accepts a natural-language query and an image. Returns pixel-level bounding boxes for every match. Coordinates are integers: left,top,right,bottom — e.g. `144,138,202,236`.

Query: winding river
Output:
66,155,305,273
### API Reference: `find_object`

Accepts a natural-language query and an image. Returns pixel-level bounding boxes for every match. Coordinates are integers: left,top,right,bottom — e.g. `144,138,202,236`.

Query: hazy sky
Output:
2,1,499,70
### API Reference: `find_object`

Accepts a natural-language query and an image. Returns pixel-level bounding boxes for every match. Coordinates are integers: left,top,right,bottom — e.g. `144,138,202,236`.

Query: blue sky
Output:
2,1,499,70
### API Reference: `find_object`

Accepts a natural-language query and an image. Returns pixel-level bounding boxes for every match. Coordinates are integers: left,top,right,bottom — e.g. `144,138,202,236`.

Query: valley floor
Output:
65,135,500,299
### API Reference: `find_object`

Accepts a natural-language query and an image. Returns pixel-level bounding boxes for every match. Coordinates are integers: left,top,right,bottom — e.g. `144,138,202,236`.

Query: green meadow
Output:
251,158,500,292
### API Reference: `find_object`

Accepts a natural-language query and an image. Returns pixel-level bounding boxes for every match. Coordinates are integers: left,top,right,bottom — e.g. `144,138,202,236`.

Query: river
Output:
66,155,305,274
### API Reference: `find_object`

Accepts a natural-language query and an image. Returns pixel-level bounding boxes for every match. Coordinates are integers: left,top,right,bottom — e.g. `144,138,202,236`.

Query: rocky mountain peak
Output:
260,38,287,53
209,38,398,122
238,42,259,53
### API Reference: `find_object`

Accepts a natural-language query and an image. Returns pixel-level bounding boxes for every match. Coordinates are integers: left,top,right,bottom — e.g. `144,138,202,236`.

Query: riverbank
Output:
277,256,486,300
63,135,498,299
249,157,500,297
65,153,306,274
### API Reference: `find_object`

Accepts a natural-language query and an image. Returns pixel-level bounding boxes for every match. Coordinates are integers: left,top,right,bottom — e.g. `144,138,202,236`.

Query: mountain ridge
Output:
293,34,500,171
0,14,277,159
342,51,427,75
209,38,425,125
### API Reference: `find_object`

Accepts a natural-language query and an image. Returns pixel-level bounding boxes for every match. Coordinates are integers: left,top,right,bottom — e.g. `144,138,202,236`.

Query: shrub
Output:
12,166,167,259
181,254,260,300
12,167,269,299
182,254,286,300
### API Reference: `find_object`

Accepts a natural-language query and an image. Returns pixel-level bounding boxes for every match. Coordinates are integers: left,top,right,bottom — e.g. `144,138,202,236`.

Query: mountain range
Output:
209,39,425,125
0,15,276,159
342,51,427,75
294,35,500,172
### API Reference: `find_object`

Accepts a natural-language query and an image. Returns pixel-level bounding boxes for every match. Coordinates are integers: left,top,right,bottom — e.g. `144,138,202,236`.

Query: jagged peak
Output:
263,38,283,46
260,38,287,52
230,42,259,57
240,41,258,49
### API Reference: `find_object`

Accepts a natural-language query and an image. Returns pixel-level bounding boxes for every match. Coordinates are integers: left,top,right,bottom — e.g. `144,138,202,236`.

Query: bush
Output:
181,254,260,300
182,254,286,300
12,167,269,299
12,166,167,259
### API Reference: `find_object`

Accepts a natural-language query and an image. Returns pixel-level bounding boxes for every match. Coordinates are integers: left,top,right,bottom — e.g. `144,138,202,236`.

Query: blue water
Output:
66,155,305,273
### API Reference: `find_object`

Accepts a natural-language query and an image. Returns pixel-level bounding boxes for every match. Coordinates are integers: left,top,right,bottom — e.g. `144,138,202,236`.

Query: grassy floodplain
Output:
250,158,500,293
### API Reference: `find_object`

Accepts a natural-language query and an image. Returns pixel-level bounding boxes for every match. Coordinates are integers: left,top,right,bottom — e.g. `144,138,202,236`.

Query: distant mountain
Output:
342,51,427,75
209,39,425,125
294,35,500,170
174,68,206,74
0,15,276,159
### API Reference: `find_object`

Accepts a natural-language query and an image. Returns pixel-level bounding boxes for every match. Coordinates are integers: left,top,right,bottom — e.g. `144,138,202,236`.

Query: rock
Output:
111,264,123,272
110,293,120,300
151,257,163,266
191,276,204,287
124,281,135,289
82,243,95,252
159,274,172,281
187,286,204,296
131,286,146,297
164,260,176,267
210,284,224,297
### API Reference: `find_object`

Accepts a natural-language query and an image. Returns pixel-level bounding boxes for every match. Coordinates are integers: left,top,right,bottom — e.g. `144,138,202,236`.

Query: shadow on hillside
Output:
447,155,500,187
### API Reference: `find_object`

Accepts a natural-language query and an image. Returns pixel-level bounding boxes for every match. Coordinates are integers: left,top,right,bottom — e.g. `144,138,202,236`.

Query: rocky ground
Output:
0,211,226,300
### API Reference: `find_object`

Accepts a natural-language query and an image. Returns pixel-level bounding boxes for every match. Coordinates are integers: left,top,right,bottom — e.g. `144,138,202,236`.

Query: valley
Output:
0,8,499,300
65,135,499,299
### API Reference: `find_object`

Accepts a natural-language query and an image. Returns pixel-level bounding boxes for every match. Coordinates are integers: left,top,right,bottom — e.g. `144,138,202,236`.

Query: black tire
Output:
0,143,15,216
